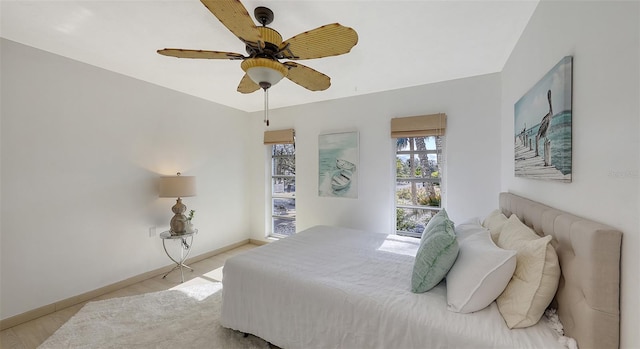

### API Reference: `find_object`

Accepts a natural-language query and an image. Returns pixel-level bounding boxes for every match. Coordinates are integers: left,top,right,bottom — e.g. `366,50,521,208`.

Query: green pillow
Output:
411,208,459,293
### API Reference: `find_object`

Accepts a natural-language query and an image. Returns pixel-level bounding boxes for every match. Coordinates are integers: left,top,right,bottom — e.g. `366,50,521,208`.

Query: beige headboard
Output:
499,192,622,349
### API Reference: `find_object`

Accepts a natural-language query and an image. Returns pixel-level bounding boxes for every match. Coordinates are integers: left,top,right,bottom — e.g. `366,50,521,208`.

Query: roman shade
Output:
391,113,447,138
264,128,295,144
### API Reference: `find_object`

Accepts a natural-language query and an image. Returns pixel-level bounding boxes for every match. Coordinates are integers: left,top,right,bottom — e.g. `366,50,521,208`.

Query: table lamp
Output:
159,172,196,235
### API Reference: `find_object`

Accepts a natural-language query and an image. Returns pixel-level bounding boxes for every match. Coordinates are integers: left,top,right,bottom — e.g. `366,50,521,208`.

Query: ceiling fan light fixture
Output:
241,58,288,88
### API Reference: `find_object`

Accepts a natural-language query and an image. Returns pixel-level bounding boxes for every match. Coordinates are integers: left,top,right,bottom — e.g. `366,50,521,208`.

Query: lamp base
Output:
169,198,188,235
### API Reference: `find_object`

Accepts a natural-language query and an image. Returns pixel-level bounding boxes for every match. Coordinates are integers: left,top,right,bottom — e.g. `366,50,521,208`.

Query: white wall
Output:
500,2,639,348
247,73,502,239
0,39,250,319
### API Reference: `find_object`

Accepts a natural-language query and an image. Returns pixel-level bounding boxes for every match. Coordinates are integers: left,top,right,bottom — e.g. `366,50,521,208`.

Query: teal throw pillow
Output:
411,208,459,293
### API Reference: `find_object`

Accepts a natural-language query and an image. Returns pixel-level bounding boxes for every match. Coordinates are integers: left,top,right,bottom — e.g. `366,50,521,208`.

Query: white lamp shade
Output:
159,175,196,198
246,66,286,86
241,58,288,87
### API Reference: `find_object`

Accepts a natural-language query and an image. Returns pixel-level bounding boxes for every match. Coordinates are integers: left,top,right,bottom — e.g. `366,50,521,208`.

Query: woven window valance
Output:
390,113,447,138
264,128,295,145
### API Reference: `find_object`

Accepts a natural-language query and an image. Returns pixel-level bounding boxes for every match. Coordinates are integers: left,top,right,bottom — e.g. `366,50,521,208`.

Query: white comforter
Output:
221,225,565,349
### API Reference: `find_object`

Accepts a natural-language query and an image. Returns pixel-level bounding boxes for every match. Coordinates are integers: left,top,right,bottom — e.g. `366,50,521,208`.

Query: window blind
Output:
390,113,447,138
264,128,295,144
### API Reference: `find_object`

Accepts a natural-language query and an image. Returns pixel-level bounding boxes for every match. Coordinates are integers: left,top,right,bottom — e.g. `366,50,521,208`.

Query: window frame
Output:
269,143,296,238
394,136,444,238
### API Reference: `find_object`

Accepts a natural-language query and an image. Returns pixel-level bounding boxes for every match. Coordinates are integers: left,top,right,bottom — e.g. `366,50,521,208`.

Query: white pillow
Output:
482,209,509,243
454,217,486,242
459,216,482,226
496,215,560,328
446,231,517,313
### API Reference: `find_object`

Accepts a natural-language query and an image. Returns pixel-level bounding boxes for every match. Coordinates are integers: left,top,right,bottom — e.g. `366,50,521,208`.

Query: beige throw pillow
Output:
496,215,560,328
482,209,509,243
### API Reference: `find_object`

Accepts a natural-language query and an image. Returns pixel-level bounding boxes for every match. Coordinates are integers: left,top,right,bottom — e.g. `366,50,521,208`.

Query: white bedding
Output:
221,225,566,349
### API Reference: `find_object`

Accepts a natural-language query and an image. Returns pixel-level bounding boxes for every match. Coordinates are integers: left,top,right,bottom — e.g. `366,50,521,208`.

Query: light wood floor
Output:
0,243,258,349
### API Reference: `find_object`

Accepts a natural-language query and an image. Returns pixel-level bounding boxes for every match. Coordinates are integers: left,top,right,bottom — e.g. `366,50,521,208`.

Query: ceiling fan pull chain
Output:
264,88,270,126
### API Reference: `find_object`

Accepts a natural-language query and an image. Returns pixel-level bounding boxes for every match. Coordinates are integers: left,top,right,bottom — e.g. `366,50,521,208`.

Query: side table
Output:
159,229,197,283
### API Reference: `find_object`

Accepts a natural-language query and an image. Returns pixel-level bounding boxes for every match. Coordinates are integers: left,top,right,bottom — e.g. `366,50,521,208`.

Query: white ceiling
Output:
1,0,538,112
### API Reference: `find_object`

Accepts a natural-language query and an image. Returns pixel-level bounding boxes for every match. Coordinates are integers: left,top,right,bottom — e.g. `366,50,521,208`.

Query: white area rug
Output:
38,281,270,349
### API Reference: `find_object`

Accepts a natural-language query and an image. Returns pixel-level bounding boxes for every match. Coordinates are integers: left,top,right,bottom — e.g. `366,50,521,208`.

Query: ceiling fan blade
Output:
283,62,330,91
280,23,358,60
157,49,245,60
237,74,260,94
200,0,263,48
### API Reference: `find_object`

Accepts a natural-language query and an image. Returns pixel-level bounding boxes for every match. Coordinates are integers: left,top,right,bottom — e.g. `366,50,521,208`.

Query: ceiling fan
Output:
158,0,359,125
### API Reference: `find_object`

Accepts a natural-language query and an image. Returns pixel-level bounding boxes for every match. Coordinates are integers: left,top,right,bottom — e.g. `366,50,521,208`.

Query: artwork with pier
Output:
514,56,572,182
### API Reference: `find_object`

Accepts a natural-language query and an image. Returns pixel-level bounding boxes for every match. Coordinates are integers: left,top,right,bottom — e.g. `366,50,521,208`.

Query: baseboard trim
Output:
248,238,270,246
0,239,251,331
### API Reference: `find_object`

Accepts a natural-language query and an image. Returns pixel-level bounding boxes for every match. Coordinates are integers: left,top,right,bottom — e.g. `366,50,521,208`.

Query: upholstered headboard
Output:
499,192,622,349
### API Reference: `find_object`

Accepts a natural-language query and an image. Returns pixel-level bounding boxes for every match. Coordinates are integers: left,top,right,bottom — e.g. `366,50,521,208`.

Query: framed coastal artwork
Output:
514,56,573,182
318,131,359,198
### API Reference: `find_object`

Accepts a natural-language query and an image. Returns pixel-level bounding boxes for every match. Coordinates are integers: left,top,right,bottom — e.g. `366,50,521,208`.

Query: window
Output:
395,136,443,238
271,143,296,237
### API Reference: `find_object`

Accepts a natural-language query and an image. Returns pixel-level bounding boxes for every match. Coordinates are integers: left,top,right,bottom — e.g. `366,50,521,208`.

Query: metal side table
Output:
159,229,197,282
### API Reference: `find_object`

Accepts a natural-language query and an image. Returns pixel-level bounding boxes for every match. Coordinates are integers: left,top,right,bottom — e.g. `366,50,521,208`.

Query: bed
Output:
220,192,621,348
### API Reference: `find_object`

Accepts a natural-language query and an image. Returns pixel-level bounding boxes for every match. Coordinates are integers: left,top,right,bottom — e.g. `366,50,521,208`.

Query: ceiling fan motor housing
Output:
246,27,283,58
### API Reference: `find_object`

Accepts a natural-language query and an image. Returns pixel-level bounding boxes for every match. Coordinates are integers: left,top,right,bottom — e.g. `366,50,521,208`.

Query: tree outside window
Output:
395,136,442,237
